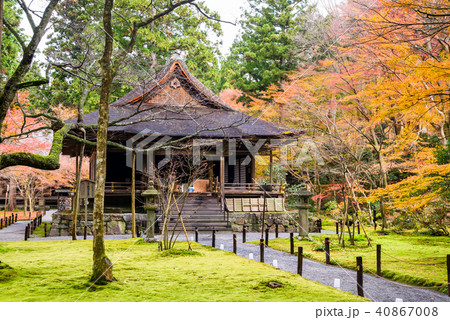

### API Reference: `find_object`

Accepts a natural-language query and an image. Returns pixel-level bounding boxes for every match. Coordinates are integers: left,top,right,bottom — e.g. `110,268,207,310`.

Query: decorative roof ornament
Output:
170,77,181,89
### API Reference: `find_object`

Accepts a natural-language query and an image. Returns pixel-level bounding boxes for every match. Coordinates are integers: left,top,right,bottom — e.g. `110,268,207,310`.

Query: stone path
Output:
0,209,56,242
0,209,133,242
195,231,450,303
0,220,30,241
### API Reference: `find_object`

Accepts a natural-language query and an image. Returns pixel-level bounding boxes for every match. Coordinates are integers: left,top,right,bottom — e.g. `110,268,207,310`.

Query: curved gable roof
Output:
70,59,299,140
111,59,233,111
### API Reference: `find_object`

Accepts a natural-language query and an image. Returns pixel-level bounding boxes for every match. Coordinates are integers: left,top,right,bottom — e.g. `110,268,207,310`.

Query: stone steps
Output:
155,195,231,231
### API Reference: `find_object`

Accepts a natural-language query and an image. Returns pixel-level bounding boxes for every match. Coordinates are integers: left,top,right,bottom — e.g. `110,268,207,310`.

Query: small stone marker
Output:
273,260,278,268
249,253,254,260
267,281,282,288
220,244,224,250
395,298,403,302
333,278,341,289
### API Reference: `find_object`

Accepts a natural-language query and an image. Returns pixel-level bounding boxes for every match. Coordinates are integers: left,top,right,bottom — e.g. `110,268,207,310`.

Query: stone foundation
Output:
49,212,147,237
228,211,320,233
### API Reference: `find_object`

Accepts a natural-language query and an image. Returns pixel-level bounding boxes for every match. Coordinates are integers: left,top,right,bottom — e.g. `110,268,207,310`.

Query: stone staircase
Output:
156,194,231,231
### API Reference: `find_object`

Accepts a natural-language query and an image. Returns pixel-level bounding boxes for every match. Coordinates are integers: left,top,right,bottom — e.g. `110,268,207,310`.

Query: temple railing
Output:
223,183,283,193
105,181,146,194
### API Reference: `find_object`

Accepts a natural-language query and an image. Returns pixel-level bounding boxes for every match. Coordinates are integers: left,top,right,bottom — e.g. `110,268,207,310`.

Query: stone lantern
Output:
141,181,160,242
294,188,313,238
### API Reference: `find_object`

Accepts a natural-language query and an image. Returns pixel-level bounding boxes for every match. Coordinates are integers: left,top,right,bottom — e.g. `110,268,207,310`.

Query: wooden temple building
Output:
62,59,297,230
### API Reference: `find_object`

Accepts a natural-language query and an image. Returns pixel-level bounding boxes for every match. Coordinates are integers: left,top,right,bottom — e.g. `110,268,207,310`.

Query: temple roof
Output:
67,59,298,143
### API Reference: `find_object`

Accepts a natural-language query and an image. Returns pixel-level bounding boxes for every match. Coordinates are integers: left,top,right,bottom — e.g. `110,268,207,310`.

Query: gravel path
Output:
1,217,448,302
0,220,30,241
0,210,55,242
195,231,450,303
0,210,131,242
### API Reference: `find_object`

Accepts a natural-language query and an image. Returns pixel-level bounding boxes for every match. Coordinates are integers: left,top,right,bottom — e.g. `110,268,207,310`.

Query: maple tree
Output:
0,91,82,214
237,0,449,235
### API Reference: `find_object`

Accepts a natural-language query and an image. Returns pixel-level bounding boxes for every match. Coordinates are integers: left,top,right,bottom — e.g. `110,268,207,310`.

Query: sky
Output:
201,0,343,54
202,0,247,54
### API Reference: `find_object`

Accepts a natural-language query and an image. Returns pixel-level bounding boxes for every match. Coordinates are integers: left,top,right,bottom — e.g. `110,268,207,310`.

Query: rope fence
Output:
366,269,449,290
381,250,446,266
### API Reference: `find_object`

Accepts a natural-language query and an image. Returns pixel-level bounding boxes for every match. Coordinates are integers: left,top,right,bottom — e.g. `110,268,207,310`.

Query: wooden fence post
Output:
376,244,381,276
357,256,364,297
136,224,140,237
0,218,2,229
24,225,28,241
447,254,449,297
357,221,360,235
275,223,279,238
44,224,47,238
325,237,331,265
195,227,199,243
260,239,264,263
335,222,339,235
15,214,18,222
84,226,87,240
242,226,246,243
233,234,237,254
290,232,294,254
265,228,269,246
212,229,216,248
297,246,303,276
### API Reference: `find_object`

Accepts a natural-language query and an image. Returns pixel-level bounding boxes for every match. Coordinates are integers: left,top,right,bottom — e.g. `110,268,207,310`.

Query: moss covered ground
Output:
0,239,367,302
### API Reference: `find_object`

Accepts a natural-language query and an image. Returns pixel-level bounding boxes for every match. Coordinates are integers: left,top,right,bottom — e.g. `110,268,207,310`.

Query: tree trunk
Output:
0,0,4,77
371,128,388,229
7,179,16,211
380,195,387,230
0,0,59,127
21,188,28,219
131,151,136,238
73,80,88,239
72,137,85,240
77,80,89,123
91,0,114,283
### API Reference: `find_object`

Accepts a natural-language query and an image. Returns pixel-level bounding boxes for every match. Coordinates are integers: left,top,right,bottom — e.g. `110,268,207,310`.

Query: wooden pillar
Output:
89,152,97,180
269,149,273,185
208,162,214,192
146,151,155,181
251,154,256,183
220,154,225,194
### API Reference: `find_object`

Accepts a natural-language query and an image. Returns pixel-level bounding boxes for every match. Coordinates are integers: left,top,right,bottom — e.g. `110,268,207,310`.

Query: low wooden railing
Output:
105,181,146,193
223,183,283,193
